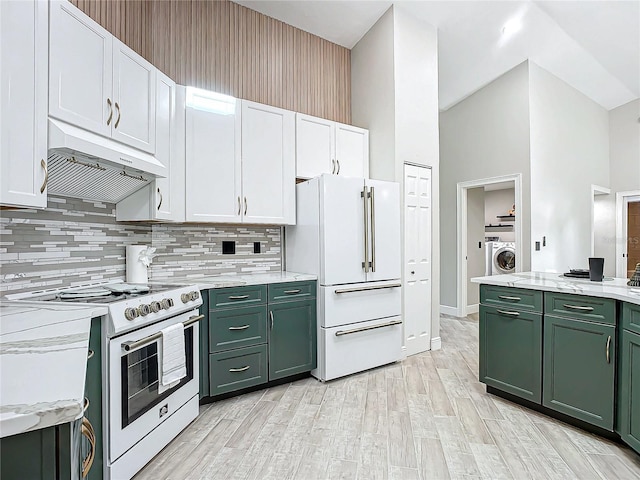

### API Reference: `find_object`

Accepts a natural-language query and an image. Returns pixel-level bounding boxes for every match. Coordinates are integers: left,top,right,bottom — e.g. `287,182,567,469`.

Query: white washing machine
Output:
490,242,516,275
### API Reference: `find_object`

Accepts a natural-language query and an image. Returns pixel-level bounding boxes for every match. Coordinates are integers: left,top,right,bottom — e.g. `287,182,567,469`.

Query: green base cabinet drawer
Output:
210,285,266,309
209,305,267,353
209,345,268,396
619,329,640,453
268,281,316,303
479,305,542,403
543,315,615,430
622,302,640,336
480,285,543,313
268,299,317,380
544,292,615,325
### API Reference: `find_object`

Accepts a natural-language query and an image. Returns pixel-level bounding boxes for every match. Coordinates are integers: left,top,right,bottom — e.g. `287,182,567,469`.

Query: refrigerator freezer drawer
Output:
319,281,401,328
317,316,402,381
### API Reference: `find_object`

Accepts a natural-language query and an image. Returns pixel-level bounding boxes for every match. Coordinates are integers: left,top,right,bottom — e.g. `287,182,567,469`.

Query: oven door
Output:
107,309,200,462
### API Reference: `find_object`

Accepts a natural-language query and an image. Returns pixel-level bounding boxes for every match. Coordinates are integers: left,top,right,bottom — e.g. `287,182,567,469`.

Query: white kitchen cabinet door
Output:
0,0,48,208
49,0,112,138
185,99,242,223
111,39,156,153
365,179,401,282
295,113,334,179
241,100,295,224
335,123,369,178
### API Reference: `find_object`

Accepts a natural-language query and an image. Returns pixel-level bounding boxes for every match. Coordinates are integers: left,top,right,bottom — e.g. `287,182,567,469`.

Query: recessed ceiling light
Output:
502,18,522,37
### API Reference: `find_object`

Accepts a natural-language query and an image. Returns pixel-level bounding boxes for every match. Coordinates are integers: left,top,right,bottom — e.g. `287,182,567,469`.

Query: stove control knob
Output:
190,291,200,301
150,301,161,313
161,298,174,310
139,304,151,316
124,308,139,321
181,293,190,304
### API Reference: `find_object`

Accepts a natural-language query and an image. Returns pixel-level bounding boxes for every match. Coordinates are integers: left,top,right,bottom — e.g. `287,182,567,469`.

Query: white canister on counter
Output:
126,245,149,283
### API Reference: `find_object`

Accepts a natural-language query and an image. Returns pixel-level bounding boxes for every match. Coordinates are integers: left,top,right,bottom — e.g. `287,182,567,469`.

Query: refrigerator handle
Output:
370,186,376,272
361,186,370,273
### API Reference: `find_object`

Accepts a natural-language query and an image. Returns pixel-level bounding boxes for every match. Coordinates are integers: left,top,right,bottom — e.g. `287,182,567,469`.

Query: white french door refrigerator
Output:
286,174,402,381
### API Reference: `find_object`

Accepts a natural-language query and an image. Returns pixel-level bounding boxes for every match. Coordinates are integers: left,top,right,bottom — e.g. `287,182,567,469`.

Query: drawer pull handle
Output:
606,335,611,363
335,283,401,294
335,319,402,337
228,325,250,331
229,366,250,373
562,304,594,312
498,295,521,301
228,295,249,300
87,349,94,360
284,289,301,294
496,309,520,317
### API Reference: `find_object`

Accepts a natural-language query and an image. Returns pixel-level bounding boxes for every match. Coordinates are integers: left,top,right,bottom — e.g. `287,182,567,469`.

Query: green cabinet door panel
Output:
85,317,103,480
543,315,615,430
268,299,317,380
209,285,266,309
479,305,542,403
199,291,210,399
0,426,57,480
268,281,316,303
620,329,640,454
209,305,267,353
622,302,640,336
544,292,616,325
480,285,543,313
209,344,268,396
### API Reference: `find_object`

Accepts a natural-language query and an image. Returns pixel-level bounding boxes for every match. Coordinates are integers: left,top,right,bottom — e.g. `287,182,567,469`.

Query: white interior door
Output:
403,164,432,356
466,187,485,309
185,101,241,223
320,175,367,286
366,179,401,282
335,123,369,178
296,114,334,179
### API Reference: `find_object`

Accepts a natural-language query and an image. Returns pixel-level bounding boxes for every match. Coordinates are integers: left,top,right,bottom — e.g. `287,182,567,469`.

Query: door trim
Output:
457,174,523,318
616,190,640,278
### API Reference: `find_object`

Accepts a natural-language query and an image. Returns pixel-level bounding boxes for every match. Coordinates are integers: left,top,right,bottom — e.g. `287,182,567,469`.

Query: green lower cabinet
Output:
209,305,267,353
543,315,615,430
0,427,57,480
619,329,640,453
85,317,103,480
209,344,268,396
268,299,317,380
479,305,542,403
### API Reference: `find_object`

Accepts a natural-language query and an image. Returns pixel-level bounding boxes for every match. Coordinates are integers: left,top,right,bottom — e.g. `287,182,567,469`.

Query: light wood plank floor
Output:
134,315,640,480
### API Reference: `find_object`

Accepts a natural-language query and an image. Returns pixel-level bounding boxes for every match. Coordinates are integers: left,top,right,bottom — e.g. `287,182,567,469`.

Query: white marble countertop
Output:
157,271,317,290
0,302,107,438
471,272,640,306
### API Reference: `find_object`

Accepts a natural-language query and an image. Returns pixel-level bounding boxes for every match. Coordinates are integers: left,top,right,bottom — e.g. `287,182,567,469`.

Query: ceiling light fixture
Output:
502,18,522,37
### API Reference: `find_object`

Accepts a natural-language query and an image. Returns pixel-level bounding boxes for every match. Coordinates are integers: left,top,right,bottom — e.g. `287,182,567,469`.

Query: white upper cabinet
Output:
295,113,369,179
185,89,242,223
0,0,48,208
116,73,182,222
49,1,155,153
241,100,296,225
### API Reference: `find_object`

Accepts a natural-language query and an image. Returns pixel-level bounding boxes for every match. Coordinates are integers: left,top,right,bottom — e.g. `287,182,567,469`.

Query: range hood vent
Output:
47,118,167,204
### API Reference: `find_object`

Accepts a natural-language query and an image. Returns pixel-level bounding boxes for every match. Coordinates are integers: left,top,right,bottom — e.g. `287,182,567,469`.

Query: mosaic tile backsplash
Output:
0,196,282,295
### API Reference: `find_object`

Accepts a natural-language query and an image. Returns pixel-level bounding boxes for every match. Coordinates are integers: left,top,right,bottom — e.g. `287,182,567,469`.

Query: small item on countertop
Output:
628,263,640,287
588,257,605,282
126,245,156,283
563,269,590,279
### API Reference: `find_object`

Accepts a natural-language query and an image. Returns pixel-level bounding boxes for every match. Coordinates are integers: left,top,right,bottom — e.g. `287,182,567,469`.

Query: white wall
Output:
529,62,610,272
439,61,532,308
485,188,516,242
594,99,640,276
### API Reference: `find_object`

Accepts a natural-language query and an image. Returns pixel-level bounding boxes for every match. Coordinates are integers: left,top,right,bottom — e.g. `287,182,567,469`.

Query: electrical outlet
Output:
535,241,541,251
254,242,261,254
222,241,235,254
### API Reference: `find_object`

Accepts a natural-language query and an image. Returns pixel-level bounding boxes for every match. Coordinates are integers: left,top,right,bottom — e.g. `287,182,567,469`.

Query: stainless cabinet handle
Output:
336,159,340,175
335,319,402,337
562,304,594,312
106,98,113,126
270,310,274,329
331,159,336,174
87,349,94,360
228,325,250,331
122,314,204,351
362,186,370,273
229,366,250,373
81,414,96,477
283,289,301,294
237,196,241,215
496,309,520,317
157,187,163,211
40,159,48,194
244,196,248,215
370,186,375,272
228,295,249,300
334,283,401,294
114,102,121,129
606,335,611,363
498,295,521,301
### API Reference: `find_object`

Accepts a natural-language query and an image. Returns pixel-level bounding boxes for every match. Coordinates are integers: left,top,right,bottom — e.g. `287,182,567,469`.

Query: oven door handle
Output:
122,314,204,352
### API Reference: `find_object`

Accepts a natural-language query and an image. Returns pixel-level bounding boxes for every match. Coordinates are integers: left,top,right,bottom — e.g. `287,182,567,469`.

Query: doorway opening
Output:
457,174,523,317
617,191,640,278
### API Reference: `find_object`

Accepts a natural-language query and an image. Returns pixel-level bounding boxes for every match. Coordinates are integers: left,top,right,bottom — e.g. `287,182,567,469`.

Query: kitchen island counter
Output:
0,302,107,438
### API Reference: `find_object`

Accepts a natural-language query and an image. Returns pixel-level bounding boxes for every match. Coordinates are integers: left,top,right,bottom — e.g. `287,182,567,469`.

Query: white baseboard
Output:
440,305,459,316
465,304,479,315
430,337,442,351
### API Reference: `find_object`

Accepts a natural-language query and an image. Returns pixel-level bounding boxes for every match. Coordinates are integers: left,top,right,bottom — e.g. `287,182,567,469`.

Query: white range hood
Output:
46,118,167,203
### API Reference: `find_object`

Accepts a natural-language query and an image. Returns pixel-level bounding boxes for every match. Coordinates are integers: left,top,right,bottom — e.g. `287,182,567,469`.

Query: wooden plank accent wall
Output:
70,0,351,123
